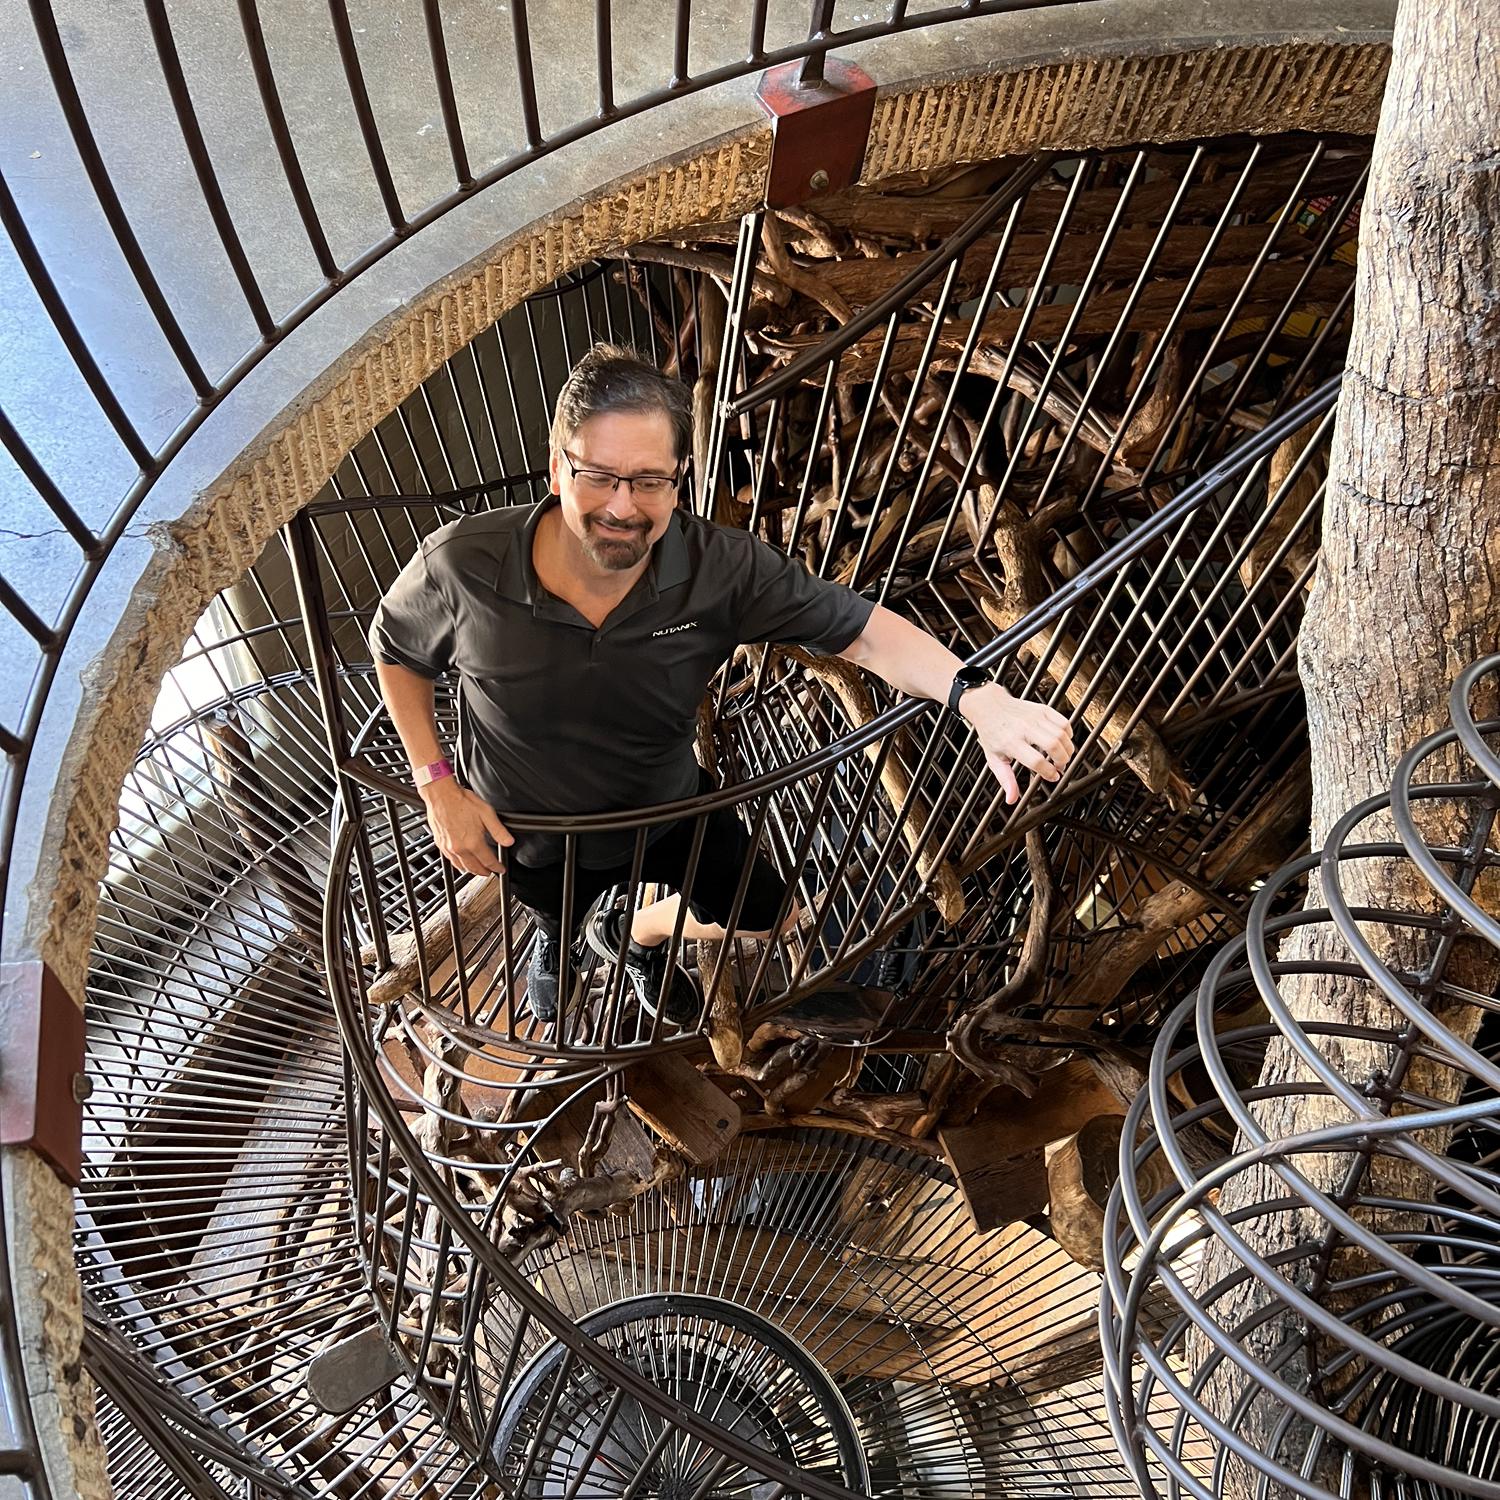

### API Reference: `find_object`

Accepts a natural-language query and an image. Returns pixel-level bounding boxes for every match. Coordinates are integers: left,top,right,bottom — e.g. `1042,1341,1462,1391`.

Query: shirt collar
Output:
653,508,691,591
492,496,545,605
495,495,692,605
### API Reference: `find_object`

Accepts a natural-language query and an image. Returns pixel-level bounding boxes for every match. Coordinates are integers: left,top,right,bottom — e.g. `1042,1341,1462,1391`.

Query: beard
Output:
582,513,651,570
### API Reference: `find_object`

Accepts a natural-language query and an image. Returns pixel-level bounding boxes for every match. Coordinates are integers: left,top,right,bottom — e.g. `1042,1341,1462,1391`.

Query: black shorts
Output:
503,801,791,941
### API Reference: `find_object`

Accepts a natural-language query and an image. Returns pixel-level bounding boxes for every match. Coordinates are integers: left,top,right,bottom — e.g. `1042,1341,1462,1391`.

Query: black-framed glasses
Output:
561,449,681,498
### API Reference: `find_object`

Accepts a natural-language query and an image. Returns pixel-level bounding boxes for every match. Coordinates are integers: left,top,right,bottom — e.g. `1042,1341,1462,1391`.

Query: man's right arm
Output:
374,658,514,877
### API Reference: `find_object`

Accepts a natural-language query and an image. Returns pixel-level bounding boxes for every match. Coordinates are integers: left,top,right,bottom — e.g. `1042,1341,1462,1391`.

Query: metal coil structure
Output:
1101,656,1500,1500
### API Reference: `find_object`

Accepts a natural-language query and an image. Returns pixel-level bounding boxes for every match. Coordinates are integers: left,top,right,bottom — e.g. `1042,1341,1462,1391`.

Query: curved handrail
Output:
312,374,1342,1482
308,374,1338,1082
336,377,1339,832
324,801,873,1500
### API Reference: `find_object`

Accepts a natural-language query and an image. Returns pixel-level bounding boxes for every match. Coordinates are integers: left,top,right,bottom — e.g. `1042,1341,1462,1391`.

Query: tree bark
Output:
1198,6,1500,1493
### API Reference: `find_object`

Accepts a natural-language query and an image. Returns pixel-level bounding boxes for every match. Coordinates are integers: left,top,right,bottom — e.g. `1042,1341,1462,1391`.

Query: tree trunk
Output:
1197,5,1500,1493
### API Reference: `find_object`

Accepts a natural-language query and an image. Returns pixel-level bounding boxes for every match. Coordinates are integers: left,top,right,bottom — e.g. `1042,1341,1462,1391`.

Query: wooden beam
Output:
624,1053,741,1164
937,1060,1121,1232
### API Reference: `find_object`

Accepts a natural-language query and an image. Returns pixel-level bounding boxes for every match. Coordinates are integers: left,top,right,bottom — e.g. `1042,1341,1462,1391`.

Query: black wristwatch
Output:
947,664,992,716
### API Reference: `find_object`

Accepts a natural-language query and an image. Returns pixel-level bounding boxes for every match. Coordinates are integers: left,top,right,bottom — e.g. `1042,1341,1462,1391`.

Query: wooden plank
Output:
938,1060,1121,1232
961,1059,1122,1154
936,1136,1049,1231
188,1075,344,1298
623,1053,740,1164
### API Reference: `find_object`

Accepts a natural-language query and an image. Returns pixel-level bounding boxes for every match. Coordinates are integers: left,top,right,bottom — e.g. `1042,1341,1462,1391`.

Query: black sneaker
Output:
524,928,580,1023
584,906,703,1028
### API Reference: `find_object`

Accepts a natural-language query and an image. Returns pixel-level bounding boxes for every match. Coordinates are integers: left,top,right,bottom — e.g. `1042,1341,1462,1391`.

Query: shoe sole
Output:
583,906,703,1027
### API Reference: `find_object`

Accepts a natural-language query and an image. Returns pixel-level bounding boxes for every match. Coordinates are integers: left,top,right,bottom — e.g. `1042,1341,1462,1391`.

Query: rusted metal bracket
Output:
755,57,876,209
0,960,86,1185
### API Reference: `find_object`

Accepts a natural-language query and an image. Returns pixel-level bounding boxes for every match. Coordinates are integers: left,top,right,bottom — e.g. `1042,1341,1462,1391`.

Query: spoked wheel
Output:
492,1294,870,1499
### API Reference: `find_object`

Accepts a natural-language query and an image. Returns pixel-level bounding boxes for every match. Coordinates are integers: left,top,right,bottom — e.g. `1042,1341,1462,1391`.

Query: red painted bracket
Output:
755,58,877,209
0,961,86,1186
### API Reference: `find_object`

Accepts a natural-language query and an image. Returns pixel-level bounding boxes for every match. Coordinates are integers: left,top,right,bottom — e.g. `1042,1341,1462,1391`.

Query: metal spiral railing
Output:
65,127,1367,1494
0,0,1101,901
312,125,1364,1064
1101,655,1500,1500
320,376,1337,1061
317,380,1335,1493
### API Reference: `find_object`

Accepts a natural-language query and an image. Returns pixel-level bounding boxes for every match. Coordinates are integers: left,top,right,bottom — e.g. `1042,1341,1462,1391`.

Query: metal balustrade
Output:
1,0,1102,893
310,130,1360,1066
1101,655,1500,1500
65,116,1373,1492
318,375,1337,1065
317,381,1337,1495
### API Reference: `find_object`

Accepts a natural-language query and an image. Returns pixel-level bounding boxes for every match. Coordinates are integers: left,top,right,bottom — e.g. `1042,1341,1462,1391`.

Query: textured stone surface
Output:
862,42,1389,178
5,1148,109,1500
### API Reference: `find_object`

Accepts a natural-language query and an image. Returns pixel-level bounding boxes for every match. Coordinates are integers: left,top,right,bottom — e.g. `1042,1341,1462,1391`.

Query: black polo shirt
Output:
368,497,875,867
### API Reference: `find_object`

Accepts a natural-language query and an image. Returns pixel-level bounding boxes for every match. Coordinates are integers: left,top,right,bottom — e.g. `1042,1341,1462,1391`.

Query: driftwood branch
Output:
1062,752,1311,1022
494,1154,679,1261
947,829,1056,1100
1047,1114,1177,1271
360,875,504,1006
968,484,1195,808
779,646,966,924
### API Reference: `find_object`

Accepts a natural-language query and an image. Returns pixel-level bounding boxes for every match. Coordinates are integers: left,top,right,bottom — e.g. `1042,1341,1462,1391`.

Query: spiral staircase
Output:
5,4,1469,1499
73,132,1355,1497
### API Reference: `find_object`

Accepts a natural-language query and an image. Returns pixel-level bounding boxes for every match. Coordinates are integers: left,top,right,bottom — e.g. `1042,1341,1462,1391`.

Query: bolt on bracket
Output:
755,57,877,209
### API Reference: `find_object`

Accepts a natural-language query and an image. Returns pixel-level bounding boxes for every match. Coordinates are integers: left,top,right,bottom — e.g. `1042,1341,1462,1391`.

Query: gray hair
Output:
549,343,692,464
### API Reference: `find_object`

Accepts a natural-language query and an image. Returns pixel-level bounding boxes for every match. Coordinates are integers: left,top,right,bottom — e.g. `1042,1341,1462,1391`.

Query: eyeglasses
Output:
561,449,681,498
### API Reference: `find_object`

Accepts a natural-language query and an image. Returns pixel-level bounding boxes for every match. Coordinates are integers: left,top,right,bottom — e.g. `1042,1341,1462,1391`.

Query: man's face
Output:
549,410,681,573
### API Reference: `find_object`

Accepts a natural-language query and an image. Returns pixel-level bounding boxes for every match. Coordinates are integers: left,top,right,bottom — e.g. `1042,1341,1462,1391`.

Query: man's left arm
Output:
838,604,1074,804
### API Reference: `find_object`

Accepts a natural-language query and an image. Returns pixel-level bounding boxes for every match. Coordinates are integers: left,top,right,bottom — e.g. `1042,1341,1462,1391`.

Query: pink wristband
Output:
412,757,454,788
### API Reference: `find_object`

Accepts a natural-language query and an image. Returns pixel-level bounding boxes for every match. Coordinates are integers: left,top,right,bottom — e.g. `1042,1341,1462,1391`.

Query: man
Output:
370,345,1073,1025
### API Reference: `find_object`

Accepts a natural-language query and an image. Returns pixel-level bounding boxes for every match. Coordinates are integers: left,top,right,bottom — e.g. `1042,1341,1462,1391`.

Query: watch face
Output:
949,667,989,712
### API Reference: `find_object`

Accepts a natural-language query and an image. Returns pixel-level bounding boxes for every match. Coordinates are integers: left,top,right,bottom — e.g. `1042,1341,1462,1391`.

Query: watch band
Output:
947,666,991,716
412,757,454,788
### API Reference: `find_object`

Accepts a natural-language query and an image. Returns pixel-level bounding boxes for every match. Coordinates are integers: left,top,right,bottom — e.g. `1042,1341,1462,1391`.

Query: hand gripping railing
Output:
1101,655,1500,1500
317,378,1339,1063
318,381,1339,1485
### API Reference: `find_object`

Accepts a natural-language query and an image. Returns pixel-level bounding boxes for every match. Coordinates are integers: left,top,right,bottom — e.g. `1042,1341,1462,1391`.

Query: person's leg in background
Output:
502,854,613,1023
